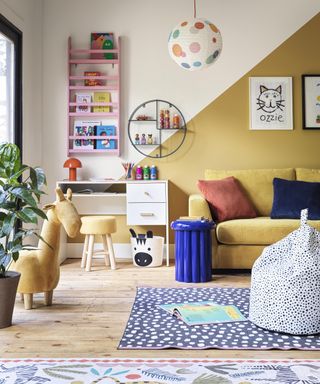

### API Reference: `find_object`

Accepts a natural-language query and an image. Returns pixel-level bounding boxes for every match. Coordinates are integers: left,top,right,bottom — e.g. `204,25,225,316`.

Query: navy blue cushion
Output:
271,178,320,220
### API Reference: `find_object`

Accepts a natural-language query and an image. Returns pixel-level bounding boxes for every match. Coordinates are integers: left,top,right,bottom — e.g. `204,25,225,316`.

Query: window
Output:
0,14,22,151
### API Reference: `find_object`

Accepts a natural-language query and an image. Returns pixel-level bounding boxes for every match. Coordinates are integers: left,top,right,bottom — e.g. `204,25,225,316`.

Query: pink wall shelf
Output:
68,36,121,156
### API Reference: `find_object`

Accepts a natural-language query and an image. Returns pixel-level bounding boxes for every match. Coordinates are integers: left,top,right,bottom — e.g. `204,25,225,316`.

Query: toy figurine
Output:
141,134,146,145
135,133,140,145
147,134,153,144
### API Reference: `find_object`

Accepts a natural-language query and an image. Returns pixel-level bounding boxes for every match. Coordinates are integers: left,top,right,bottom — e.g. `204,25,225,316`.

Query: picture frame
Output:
249,77,293,130
302,74,320,130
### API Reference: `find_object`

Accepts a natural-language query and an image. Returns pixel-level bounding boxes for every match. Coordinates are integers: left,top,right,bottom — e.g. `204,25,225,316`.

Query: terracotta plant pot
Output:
0,271,20,328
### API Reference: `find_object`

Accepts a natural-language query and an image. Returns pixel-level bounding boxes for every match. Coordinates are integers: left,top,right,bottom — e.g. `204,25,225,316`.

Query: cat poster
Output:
249,77,293,130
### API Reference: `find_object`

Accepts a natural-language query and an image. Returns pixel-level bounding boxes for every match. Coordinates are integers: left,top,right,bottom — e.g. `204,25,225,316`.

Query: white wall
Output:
0,0,42,167
39,0,320,198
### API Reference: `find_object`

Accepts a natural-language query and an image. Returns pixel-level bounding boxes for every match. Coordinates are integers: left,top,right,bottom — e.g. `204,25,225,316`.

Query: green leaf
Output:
9,165,29,182
10,187,37,207
26,206,48,221
16,209,38,224
2,214,16,236
14,229,37,240
0,143,21,177
34,167,47,188
9,244,22,253
12,252,19,262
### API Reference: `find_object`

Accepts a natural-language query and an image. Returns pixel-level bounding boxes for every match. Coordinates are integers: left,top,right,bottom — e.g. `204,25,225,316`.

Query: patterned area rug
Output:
119,287,320,350
0,358,320,383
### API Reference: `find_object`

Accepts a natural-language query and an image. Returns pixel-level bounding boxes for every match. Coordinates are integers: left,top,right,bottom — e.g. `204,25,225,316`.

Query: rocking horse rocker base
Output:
12,188,81,310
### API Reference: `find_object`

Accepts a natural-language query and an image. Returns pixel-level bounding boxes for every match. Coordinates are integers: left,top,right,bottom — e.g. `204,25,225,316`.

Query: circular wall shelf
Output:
128,99,187,158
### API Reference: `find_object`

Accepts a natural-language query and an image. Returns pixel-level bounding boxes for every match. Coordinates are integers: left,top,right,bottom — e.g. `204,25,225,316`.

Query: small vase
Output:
0,271,20,328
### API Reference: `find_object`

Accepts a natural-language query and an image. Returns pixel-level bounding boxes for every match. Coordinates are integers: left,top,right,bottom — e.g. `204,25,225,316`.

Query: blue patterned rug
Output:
118,287,320,350
1,358,320,383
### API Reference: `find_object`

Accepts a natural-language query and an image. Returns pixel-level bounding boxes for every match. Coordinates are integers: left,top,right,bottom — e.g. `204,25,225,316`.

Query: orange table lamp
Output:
63,158,82,181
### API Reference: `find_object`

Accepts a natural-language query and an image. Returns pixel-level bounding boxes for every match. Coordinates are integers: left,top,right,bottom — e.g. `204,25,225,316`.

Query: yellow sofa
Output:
189,168,320,269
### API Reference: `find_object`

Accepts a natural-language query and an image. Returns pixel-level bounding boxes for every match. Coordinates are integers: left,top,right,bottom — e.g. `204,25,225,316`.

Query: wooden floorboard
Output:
1,259,319,358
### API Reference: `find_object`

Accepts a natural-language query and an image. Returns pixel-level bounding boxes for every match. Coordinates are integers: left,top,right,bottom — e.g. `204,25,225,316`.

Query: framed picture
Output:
302,74,320,129
249,77,293,130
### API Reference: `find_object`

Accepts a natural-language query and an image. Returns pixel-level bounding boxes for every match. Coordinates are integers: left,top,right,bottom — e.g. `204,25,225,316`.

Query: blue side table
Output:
171,219,215,283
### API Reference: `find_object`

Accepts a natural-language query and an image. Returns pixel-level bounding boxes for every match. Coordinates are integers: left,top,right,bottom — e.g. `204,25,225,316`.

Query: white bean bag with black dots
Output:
249,209,320,335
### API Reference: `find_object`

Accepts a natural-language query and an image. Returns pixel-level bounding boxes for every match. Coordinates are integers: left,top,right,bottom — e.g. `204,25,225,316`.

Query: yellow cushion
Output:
80,216,117,235
216,217,320,245
296,168,320,182
205,168,295,216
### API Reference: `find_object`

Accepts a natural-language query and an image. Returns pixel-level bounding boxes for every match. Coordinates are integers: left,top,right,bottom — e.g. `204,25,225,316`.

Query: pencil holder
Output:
125,168,135,180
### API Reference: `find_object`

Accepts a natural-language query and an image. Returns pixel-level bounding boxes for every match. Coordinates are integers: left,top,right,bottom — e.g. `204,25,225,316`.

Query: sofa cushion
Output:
197,177,257,222
271,178,320,220
296,168,320,182
216,217,320,245
205,168,295,216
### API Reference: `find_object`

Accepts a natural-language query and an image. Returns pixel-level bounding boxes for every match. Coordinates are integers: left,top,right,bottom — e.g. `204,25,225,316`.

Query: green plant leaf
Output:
0,143,21,177
9,165,29,181
10,187,37,207
11,252,19,262
14,229,37,240
9,244,23,254
35,167,47,188
2,214,16,236
16,210,38,224
26,206,48,220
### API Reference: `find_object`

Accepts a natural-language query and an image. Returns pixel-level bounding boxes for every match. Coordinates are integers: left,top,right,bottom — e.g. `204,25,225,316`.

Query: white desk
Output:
56,180,170,266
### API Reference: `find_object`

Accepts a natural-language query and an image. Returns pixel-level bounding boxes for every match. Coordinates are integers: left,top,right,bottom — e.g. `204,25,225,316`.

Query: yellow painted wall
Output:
138,12,320,240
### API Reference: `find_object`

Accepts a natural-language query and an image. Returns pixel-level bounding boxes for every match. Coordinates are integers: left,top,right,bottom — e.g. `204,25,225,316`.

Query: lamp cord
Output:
194,0,197,18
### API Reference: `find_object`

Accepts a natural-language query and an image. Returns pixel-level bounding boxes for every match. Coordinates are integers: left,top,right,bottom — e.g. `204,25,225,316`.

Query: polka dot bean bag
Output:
249,209,320,335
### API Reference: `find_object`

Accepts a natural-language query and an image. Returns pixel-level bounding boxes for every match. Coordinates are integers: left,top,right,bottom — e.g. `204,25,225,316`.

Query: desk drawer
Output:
127,183,166,203
127,203,166,225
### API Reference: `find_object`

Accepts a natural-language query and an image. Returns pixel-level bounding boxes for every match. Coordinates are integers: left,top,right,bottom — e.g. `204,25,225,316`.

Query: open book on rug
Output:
159,301,246,326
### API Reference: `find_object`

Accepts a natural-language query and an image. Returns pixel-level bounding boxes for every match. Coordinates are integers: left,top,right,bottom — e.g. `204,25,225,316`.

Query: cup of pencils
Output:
122,162,135,180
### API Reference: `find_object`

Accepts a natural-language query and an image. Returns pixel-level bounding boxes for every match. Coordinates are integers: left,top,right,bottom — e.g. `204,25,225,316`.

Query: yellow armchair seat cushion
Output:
216,217,320,245
205,168,295,216
80,216,117,235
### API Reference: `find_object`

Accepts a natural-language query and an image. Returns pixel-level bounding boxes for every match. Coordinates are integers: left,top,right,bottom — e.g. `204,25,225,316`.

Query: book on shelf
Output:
95,125,117,150
93,92,111,112
84,71,104,86
73,120,100,150
159,301,246,326
75,93,92,113
91,33,114,59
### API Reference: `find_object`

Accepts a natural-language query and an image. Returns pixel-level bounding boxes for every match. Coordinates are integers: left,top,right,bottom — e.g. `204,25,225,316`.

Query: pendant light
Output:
168,0,222,71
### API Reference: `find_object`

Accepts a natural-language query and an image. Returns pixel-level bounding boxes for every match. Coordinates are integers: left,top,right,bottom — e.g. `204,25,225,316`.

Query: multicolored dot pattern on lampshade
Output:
168,18,222,71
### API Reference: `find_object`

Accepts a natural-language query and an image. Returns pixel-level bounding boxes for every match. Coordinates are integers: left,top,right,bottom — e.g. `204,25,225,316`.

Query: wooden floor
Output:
1,259,319,358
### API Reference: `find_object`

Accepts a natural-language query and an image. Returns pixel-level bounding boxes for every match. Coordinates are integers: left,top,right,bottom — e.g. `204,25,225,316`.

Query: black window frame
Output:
0,13,22,154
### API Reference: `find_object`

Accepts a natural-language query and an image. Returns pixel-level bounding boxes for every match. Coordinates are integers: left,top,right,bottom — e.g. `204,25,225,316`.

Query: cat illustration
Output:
256,85,285,113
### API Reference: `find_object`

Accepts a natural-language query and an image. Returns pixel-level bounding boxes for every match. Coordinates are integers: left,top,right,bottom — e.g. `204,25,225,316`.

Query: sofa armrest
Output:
188,194,212,220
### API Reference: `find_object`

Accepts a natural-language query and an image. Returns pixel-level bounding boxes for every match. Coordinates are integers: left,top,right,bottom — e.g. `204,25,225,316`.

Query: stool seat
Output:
80,215,117,272
80,216,116,235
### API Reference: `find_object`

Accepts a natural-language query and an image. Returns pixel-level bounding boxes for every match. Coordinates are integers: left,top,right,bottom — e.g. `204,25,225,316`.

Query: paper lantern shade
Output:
168,18,222,71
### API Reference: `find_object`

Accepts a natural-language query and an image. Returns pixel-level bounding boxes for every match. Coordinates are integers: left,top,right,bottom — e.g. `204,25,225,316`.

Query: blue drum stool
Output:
171,219,215,283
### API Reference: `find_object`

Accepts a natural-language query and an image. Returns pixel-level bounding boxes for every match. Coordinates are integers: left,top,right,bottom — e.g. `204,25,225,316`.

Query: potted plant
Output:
0,143,47,328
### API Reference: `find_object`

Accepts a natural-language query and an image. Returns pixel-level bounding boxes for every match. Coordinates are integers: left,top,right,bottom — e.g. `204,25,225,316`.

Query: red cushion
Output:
197,177,257,222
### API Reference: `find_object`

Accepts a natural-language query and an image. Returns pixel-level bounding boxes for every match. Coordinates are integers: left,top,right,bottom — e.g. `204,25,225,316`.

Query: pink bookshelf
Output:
68,36,121,156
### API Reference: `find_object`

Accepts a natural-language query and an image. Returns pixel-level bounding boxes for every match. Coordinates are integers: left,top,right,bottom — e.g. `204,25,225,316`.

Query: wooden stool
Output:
80,216,117,272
